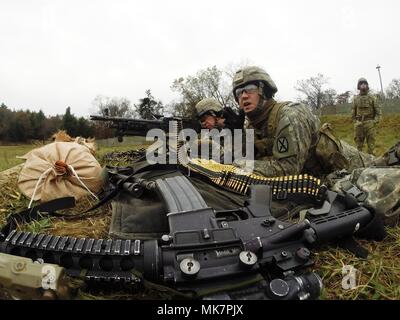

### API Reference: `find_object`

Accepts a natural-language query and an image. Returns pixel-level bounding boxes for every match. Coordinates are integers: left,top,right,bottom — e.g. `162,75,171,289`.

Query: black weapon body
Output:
90,108,244,142
90,115,201,142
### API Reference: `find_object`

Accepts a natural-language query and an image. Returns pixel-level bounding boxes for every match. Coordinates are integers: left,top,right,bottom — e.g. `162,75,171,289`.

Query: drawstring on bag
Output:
28,160,98,208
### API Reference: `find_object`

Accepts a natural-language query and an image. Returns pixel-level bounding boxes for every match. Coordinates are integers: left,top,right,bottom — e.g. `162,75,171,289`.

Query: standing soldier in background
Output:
352,78,382,155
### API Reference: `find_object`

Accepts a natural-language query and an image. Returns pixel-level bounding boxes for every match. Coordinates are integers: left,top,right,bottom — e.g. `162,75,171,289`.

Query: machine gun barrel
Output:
90,114,200,142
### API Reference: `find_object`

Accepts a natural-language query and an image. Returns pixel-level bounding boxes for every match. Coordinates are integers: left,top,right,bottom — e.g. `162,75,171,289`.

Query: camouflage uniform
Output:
232,67,377,177
246,99,320,177
328,166,400,227
228,67,400,226
352,78,382,155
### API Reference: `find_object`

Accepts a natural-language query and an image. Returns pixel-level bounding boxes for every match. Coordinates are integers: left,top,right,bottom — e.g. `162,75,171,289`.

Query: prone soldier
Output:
231,66,394,177
195,98,245,132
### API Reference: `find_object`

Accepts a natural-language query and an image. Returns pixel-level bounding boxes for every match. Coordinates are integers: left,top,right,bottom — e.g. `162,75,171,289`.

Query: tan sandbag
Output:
18,142,104,204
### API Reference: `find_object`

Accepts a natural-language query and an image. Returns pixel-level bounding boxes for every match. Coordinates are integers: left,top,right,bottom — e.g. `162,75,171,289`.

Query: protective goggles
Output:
197,110,217,120
234,84,259,99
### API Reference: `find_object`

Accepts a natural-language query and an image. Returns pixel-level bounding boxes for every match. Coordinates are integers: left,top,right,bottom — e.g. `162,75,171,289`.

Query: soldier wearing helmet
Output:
230,66,397,178
195,98,225,130
352,78,382,155
194,98,245,161
232,66,321,177
195,98,245,132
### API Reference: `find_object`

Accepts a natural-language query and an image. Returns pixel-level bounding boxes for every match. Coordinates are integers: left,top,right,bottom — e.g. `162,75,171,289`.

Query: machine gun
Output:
90,113,201,142
90,107,245,143
0,172,378,300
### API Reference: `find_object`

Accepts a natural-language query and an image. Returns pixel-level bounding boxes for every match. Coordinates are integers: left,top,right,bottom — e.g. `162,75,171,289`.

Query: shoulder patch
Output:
272,121,298,160
277,137,289,153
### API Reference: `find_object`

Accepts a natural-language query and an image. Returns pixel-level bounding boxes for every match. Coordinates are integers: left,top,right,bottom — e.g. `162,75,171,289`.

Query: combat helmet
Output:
232,66,278,101
195,98,223,118
357,78,369,90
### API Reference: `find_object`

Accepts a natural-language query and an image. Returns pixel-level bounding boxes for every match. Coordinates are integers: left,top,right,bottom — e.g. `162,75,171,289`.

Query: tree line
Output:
0,104,96,143
2,64,400,143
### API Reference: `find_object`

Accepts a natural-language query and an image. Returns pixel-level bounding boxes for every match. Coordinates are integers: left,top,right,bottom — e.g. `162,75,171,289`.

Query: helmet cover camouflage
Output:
232,66,278,98
195,98,223,117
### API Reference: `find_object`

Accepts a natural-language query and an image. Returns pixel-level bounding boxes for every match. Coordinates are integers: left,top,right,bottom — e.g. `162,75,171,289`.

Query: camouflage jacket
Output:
243,100,320,177
352,93,382,122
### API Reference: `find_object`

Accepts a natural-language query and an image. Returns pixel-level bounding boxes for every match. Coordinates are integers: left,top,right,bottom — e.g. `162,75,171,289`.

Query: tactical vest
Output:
354,94,376,120
249,101,292,158
248,101,356,175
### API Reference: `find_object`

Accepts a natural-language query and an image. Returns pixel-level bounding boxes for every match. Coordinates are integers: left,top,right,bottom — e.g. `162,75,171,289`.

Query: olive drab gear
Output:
236,96,376,178
239,99,321,177
232,66,278,102
109,162,323,240
329,167,400,227
195,98,223,118
0,253,73,300
249,100,292,158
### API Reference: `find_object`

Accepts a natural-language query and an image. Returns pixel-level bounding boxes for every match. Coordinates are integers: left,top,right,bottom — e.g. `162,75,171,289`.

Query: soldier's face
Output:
360,83,368,91
238,89,260,113
200,114,217,129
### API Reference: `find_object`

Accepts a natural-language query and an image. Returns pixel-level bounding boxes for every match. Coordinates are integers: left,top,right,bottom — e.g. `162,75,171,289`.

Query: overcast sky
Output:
1,0,399,117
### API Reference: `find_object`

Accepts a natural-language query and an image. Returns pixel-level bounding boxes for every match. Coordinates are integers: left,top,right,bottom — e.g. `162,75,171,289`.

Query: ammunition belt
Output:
182,159,325,202
169,119,324,201
0,230,148,285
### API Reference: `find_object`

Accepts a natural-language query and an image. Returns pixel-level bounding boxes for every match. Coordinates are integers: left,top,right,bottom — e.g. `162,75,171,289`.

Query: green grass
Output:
320,114,400,156
0,145,35,171
321,99,400,115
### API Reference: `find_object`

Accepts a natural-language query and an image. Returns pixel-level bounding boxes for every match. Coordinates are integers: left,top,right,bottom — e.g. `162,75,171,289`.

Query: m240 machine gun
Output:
90,106,245,143
90,113,201,142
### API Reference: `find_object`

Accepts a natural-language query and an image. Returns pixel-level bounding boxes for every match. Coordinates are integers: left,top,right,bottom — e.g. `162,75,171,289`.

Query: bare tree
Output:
386,78,400,99
295,74,337,112
336,91,352,104
170,66,236,118
92,95,134,117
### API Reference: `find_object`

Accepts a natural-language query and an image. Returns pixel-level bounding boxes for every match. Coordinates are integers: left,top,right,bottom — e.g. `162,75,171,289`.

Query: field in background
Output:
2,114,400,172
0,145,35,171
96,136,150,159
321,98,400,115
320,114,400,156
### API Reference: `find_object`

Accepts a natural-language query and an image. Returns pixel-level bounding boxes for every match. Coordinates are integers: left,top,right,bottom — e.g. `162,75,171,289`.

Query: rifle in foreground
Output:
0,172,380,300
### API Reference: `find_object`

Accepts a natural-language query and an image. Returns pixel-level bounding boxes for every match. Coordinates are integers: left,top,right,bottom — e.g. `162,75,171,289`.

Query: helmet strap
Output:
256,81,267,109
